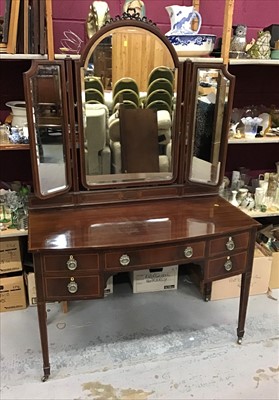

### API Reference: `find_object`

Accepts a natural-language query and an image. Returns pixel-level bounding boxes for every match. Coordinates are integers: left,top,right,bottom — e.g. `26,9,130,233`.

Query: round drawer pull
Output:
184,246,193,258
67,255,77,271
119,254,130,266
224,257,233,272
226,237,235,251
67,277,78,294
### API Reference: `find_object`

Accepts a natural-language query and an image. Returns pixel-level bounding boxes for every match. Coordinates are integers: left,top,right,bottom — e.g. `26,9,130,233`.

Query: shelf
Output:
178,57,223,63
0,54,48,60
0,144,30,150
229,59,279,66
0,228,28,238
228,137,279,144
241,209,279,219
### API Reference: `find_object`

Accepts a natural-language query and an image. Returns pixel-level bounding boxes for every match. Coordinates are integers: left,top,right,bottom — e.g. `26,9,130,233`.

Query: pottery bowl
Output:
166,34,216,57
6,101,27,127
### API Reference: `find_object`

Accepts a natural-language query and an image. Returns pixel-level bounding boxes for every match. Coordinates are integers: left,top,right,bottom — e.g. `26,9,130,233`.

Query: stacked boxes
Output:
211,247,272,301
0,237,27,312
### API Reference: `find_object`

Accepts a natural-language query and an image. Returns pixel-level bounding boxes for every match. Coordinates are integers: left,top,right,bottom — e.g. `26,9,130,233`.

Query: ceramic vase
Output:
229,190,239,207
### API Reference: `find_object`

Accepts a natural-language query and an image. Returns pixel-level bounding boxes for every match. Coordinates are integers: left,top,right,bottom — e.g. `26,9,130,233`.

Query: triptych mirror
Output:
24,15,234,200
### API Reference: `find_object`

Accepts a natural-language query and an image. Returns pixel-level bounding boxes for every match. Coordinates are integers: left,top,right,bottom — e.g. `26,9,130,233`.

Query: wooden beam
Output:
192,0,200,12
45,0,54,60
221,0,235,64
6,0,21,54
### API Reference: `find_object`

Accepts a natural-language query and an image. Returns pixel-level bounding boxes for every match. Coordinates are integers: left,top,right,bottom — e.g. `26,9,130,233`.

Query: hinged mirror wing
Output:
76,15,182,189
187,63,235,187
24,61,72,199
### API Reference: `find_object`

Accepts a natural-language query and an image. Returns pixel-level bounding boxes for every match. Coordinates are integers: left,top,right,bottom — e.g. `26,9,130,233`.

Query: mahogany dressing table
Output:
24,15,260,381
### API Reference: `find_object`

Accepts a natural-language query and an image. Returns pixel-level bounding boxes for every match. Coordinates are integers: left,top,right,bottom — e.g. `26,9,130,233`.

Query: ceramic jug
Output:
165,5,202,35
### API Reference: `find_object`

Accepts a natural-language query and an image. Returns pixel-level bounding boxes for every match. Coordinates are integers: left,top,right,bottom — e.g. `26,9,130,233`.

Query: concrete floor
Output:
0,275,279,400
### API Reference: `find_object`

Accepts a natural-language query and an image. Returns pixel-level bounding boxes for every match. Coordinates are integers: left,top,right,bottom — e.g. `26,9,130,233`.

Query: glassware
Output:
254,187,265,210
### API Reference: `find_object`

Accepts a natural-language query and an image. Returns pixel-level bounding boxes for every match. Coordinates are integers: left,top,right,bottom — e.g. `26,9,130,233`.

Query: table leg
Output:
37,302,50,381
237,271,252,344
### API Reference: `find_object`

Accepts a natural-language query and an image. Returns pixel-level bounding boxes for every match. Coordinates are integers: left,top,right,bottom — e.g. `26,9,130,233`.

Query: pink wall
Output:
51,0,279,53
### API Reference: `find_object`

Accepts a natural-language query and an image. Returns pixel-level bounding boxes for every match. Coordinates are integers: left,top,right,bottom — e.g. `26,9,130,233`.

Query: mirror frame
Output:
75,14,182,190
184,62,235,189
24,60,73,199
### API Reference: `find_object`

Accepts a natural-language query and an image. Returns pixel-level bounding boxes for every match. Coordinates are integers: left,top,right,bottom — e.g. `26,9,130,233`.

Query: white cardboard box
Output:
25,272,37,306
130,265,178,294
211,248,272,301
104,276,113,295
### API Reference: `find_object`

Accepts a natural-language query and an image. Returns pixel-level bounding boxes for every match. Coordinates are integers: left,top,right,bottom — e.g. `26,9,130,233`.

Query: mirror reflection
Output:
190,68,230,185
80,26,178,186
29,65,68,195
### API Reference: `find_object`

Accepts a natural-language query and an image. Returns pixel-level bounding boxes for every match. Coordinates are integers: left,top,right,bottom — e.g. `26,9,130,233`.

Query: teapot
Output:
165,5,202,35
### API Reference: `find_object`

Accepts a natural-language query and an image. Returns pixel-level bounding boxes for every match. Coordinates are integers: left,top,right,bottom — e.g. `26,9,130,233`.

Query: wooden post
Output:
192,0,200,11
221,0,235,64
45,0,54,60
192,0,200,32
6,0,21,54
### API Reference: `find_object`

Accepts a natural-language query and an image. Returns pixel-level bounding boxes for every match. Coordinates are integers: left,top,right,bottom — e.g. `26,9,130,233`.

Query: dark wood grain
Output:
29,197,259,251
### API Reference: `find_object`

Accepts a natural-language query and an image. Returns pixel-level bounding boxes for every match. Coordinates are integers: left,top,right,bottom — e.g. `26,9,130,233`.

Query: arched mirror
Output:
24,61,72,199
188,65,235,186
77,16,181,188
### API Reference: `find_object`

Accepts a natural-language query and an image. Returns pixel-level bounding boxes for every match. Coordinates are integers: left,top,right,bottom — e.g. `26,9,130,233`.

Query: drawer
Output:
209,232,249,256
105,241,205,270
206,252,247,280
44,275,101,300
42,253,99,273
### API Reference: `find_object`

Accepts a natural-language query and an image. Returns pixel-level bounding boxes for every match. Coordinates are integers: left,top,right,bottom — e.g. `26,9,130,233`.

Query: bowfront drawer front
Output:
209,232,250,256
42,253,99,273
44,275,101,300
105,241,205,270
206,252,247,280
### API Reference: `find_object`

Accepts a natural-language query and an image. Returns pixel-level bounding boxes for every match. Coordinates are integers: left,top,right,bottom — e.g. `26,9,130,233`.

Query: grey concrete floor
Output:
0,275,279,400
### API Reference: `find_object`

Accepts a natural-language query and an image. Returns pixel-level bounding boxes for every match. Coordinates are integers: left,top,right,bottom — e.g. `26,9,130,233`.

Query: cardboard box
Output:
269,252,279,289
0,237,22,274
211,248,272,301
25,272,37,306
130,265,178,294
0,274,27,312
104,276,113,296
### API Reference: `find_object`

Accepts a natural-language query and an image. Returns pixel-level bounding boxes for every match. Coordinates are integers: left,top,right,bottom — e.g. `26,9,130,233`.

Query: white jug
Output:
165,5,202,35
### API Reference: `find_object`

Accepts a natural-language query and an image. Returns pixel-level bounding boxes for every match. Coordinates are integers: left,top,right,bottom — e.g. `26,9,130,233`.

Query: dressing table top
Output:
28,196,260,251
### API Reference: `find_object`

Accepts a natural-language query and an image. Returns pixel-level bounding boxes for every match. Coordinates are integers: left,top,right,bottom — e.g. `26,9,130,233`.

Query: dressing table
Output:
23,14,260,381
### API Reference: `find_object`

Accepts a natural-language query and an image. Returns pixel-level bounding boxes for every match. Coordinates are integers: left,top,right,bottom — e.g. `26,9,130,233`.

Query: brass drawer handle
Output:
224,257,233,272
184,246,193,258
67,277,78,293
119,254,130,266
226,237,235,251
67,255,77,271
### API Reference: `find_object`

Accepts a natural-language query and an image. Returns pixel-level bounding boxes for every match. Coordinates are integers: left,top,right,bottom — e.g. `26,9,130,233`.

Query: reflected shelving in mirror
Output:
24,61,72,199
188,64,235,186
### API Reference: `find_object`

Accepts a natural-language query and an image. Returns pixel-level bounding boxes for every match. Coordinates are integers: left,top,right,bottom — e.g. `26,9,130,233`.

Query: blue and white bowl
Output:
166,34,216,57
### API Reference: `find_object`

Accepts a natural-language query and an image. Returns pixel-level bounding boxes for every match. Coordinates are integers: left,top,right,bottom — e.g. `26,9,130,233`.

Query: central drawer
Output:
105,241,205,270
42,253,99,272
44,275,101,300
